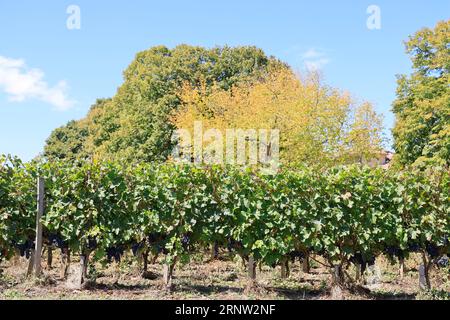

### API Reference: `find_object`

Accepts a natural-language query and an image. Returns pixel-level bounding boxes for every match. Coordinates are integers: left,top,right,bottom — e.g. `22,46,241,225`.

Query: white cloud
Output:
301,48,330,71
0,56,75,110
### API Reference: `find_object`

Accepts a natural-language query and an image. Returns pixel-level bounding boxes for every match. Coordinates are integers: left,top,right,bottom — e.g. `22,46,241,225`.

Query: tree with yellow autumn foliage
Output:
172,68,384,168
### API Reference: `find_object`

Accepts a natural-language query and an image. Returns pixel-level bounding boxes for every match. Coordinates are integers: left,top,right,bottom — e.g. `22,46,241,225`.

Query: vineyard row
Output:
0,155,449,290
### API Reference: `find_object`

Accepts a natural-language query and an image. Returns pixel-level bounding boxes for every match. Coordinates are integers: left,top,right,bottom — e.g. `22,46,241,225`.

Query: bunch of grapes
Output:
442,235,449,247
226,238,243,253
350,253,375,273
437,256,449,268
87,238,98,251
407,242,421,253
147,233,169,254
14,239,34,259
131,241,144,256
155,244,169,255
148,233,165,244
315,247,326,257
426,242,440,259
289,250,305,263
106,246,125,263
349,253,364,266
366,256,376,267
48,233,66,249
181,234,191,250
385,246,405,260
0,247,7,261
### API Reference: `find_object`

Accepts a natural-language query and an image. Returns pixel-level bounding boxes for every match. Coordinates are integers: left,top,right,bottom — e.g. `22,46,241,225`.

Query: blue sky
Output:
0,1,448,161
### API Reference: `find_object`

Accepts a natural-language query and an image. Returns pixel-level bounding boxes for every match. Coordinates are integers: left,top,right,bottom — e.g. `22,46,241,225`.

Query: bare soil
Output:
0,251,448,300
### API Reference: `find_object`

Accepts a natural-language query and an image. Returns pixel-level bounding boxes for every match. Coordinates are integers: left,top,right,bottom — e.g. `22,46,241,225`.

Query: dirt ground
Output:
0,250,449,300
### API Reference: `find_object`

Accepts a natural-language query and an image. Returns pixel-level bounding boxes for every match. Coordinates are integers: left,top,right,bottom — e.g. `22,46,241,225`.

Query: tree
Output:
44,45,285,163
44,120,89,162
173,68,384,168
392,20,450,167
344,102,384,164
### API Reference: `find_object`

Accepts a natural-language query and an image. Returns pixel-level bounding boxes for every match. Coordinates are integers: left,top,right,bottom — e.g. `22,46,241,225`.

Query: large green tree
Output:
44,119,89,162
392,20,450,167
44,45,284,163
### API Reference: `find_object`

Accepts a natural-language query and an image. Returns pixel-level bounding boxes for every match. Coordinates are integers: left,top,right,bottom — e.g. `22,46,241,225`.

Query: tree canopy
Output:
44,119,89,162
44,45,285,163
392,20,450,167
173,68,384,168
44,44,385,167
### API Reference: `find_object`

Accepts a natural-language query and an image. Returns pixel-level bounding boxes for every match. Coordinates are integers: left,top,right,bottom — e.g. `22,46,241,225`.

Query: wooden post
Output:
302,254,310,274
34,177,44,277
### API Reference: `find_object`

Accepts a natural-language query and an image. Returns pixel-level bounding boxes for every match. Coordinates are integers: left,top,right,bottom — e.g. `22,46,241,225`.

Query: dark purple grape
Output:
87,238,97,250
181,234,191,250
408,242,421,253
48,233,67,250
442,235,449,247
387,246,404,259
14,239,34,260
227,238,243,252
437,256,449,268
289,250,305,263
148,233,165,244
350,253,364,266
156,244,169,255
426,243,440,258
366,256,376,267
131,242,144,256
106,246,125,263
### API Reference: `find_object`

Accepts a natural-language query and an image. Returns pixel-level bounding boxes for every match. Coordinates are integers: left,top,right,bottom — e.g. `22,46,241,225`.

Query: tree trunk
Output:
142,250,149,274
330,265,345,300
248,256,257,286
419,264,429,290
80,252,90,285
280,257,289,279
419,253,431,290
210,242,219,260
12,250,21,266
163,258,177,291
26,249,35,277
355,263,362,283
151,252,159,264
302,254,310,274
398,257,405,280
140,250,155,279
47,247,53,269
241,255,247,269
60,248,70,279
